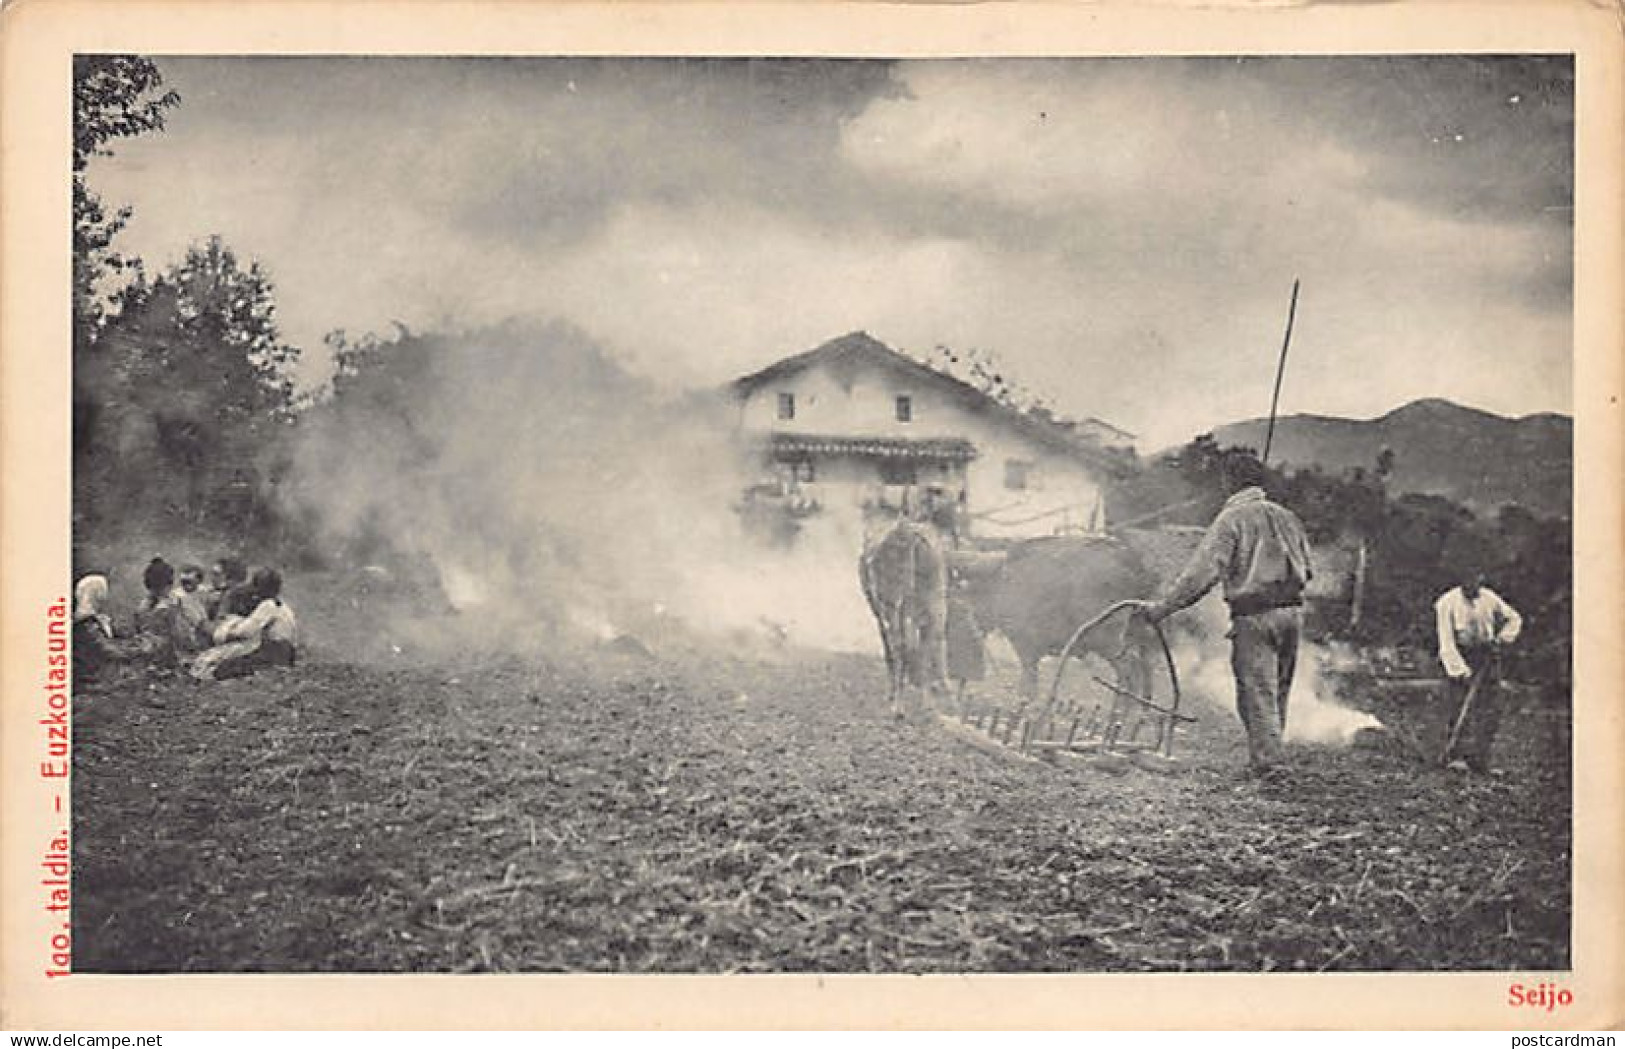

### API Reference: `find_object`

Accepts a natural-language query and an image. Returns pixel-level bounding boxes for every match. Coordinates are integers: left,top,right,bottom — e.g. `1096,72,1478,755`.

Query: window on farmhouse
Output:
1004,459,1033,491
777,392,795,420
895,395,913,422
879,460,917,486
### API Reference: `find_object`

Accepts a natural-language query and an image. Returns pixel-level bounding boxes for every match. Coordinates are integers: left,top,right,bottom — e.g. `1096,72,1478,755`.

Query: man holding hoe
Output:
1434,566,1523,773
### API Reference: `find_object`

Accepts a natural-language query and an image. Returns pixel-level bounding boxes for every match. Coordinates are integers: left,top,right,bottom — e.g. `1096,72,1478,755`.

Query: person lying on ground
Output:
191,567,299,681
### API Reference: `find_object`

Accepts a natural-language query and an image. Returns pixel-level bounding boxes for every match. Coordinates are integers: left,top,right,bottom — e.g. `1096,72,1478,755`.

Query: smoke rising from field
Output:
1170,598,1379,746
283,319,876,657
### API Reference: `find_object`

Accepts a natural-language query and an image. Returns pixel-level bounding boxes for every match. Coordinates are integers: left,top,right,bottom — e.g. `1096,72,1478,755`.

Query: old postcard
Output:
2,0,1621,1031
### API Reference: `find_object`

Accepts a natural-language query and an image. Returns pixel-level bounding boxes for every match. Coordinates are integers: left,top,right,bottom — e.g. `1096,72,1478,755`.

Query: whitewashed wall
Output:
738,357,1107,539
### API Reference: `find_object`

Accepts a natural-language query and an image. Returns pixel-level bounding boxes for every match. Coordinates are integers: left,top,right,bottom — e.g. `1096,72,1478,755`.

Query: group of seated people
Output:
73,555,299,684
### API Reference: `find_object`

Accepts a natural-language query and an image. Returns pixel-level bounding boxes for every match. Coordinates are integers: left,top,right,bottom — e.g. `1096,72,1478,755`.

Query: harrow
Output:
937,599,1196,765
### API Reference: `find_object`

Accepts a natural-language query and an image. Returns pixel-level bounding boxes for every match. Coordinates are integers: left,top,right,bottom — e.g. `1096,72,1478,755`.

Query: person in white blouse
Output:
1435,569,1522,772
191,567,299,681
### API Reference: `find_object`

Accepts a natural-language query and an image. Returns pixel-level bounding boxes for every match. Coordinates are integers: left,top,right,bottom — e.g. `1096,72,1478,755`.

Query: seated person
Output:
204,557,250,621
207,564,263,646
135,557,177,630
129,557,181,667
72,574,120,682
171,564,213,654
192,568,298,681
73,572,173,680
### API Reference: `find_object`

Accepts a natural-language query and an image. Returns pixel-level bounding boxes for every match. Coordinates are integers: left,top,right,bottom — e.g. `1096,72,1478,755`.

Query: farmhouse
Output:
730,332,1135,541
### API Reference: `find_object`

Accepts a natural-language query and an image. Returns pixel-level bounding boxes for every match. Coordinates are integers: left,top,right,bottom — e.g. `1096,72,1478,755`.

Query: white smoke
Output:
285,319,885,659
1171,596,1379,746
672,514,878,654
1285,646,1382,744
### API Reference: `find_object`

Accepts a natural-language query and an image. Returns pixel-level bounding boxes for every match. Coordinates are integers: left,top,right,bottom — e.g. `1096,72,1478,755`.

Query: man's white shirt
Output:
1435,586,1522,679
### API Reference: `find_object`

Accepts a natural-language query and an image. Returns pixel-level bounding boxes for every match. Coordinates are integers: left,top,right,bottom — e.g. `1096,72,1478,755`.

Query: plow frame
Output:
940,599,1194,763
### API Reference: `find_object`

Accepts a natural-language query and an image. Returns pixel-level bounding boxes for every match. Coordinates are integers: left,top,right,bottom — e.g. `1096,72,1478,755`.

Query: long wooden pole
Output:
1262,278,1300,465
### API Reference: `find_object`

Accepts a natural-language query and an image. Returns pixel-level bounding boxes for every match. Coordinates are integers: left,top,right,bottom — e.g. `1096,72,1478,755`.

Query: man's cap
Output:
1221,448,1267,489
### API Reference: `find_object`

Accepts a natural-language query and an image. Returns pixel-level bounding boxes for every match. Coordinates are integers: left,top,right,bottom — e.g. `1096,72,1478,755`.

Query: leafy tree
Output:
931,343,1051,414
72,56,179,348
81,237,301,528
1107,436,1570,667
1375,446,1396,481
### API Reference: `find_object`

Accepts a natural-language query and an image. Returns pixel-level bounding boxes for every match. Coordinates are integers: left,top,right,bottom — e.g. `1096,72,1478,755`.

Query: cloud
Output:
86,56,1573,450
842,60,1352,214
832,59,1572,444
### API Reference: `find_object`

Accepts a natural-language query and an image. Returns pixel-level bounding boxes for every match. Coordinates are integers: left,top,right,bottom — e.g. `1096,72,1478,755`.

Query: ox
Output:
859,519,951,717
949,533,1188,715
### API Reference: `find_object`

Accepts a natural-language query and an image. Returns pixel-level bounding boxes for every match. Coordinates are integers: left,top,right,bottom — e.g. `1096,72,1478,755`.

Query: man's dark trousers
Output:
1445,644,1503,771
1229,605,1302,769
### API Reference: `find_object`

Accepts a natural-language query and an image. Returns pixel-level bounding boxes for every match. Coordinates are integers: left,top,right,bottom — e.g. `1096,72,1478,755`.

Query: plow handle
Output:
1047,599,1185,756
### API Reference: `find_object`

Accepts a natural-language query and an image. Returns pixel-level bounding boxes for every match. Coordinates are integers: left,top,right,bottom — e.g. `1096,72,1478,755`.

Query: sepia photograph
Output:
64,52,1576,976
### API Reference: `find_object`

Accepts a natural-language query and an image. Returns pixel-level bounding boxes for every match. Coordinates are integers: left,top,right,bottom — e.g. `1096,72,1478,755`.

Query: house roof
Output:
1076,416,1139,444
765,432,978,462
732,331,1132,474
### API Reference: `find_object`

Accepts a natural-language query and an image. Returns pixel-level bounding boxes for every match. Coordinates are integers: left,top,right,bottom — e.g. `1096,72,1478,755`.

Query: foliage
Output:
930,343,1056,416
76,237,301,535
927,343,1134,475
291,319,707,583
73,56,179,348
1108,435,1571,676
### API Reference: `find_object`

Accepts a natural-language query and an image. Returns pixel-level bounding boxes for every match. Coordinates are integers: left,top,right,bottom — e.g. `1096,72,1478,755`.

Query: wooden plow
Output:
938,599,1196,766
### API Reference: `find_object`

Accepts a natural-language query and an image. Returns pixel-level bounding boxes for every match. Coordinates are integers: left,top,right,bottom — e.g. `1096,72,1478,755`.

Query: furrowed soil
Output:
73,579,1570,973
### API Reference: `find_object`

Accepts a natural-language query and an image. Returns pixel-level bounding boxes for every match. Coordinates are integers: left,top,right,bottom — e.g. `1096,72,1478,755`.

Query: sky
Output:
88,55,1574,449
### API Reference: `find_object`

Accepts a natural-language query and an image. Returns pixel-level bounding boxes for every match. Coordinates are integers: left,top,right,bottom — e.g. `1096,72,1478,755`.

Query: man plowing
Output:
1141,450,1314,777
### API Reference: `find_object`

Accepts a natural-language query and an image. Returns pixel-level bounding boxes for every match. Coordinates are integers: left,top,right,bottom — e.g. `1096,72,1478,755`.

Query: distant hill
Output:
1210,398,1572,519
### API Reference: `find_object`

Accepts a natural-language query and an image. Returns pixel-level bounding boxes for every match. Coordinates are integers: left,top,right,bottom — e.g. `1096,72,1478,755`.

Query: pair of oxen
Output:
858,521,1199,720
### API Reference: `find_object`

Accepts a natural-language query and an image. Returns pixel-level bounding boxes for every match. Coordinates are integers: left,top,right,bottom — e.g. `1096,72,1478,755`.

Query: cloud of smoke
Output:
1168,596,1379,746
1287,641,1384,745
281,318,878,658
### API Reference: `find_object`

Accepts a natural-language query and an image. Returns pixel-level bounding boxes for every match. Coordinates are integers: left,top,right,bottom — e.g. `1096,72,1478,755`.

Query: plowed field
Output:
73,583,1570,973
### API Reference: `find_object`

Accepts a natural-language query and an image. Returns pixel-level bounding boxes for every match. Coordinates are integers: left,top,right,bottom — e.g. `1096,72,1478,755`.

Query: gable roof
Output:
732,331,1133,475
